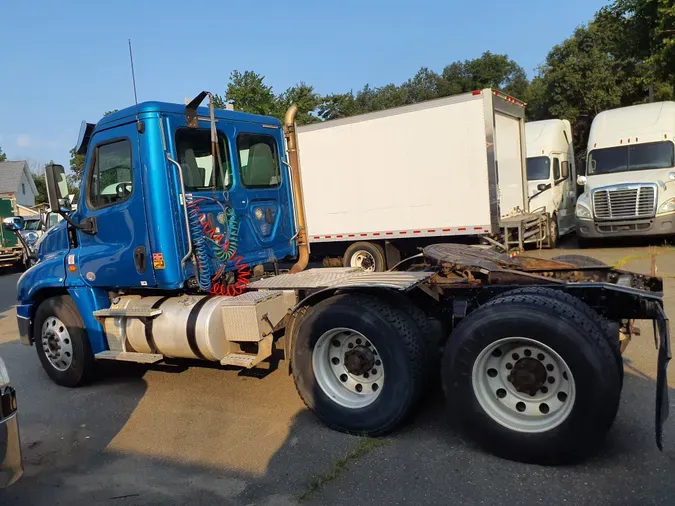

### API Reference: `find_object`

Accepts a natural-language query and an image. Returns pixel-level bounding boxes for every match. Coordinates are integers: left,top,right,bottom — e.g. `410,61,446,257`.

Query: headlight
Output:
576,194,592,220
658,198,675,215
0,356,10,387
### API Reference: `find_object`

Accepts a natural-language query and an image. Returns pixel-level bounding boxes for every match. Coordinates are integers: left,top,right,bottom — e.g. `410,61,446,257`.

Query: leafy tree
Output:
0,145,6,162
276,83,322,125
317,92,360,120
215,70,278,116
32,173,47,204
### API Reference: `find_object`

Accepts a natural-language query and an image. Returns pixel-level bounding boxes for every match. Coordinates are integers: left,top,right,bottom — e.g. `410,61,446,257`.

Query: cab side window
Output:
552,157,561,180
237,134,280,188
88,140,133,209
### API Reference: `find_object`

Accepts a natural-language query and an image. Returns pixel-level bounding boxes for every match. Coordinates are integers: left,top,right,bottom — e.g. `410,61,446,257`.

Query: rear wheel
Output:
493,286,623,385
34,296,95,387
442,294,621,464
292,294,424,435
343,242,386,272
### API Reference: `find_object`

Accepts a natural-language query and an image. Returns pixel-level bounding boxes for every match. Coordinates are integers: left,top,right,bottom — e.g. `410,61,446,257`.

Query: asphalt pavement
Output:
1,240,675,505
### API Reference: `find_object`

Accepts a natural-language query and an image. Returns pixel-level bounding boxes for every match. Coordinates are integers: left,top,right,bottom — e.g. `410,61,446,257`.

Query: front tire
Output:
34,296,95,387
548,214,559,248
292,294,424,436
442,294,621,464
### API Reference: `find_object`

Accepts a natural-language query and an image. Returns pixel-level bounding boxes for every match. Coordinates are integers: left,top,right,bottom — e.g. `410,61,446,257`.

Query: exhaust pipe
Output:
284,104,309,274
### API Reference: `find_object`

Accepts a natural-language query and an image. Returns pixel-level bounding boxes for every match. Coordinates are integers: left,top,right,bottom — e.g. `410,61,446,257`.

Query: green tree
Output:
0,145,6,162
32,173,47,204
215,70,278,116
276,83,322,125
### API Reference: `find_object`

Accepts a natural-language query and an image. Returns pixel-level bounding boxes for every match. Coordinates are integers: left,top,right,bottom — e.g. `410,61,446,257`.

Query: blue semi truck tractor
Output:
4,92,671,465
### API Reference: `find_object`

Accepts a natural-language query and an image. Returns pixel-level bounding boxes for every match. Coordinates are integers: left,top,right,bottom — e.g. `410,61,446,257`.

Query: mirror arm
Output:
58,211,97,235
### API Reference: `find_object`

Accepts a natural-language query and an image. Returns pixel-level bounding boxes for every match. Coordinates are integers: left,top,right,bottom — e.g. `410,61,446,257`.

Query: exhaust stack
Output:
284,104,309,274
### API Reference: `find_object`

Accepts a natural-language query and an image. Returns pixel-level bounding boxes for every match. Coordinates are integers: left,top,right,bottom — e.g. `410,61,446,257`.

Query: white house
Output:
0,161,39,208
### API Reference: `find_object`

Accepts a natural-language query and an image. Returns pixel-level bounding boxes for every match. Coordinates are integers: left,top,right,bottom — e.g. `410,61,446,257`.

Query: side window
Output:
237,134,280,188
88,139,133,209
175,128,232,191
553,158,561,180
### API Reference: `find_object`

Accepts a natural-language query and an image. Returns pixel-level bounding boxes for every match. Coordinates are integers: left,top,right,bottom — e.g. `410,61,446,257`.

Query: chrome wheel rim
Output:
472,337,575,433
41,317,73,371
312,328,384,408
349,250,376,272
550,218,558,241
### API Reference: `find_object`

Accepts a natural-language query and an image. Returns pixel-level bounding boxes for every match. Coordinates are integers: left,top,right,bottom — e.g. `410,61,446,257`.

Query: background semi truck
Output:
525,119,577,247
3,93,670,465
576,101,675,244
297,89,545,271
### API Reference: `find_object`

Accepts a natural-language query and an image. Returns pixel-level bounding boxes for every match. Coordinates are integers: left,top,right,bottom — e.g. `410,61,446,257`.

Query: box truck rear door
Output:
494,112,526,217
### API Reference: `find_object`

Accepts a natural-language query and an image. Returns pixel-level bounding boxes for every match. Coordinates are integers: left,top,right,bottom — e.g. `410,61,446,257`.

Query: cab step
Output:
220,334,273,369
95,351,163,363
93,308,163,318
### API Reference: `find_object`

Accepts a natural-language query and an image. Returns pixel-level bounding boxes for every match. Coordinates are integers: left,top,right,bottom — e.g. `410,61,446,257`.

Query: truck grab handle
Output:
167,156,193,265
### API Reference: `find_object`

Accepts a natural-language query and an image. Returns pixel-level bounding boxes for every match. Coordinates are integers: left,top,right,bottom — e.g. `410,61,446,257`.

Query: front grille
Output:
592,185,656,219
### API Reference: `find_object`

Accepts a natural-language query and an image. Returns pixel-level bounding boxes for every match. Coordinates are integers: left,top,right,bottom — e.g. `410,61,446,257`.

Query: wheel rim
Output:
349,250,376,272
41,317,74,371
312,328,384,408
550,218,558,241
472,337,575,433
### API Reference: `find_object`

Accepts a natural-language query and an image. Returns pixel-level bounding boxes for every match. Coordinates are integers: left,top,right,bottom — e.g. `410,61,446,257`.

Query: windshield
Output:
588,141,675,175
526,157,550,181
23,220,41,231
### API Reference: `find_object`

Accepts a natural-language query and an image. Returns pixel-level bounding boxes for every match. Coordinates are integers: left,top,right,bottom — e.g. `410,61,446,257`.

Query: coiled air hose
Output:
186,197,250,295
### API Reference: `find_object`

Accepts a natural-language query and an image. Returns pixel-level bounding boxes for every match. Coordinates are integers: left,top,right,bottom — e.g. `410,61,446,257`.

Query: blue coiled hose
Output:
187,199,212,291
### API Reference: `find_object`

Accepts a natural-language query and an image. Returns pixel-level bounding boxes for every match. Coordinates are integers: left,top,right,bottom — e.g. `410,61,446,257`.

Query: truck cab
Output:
20,99,296,299
525,119,576,244
576,102,675,242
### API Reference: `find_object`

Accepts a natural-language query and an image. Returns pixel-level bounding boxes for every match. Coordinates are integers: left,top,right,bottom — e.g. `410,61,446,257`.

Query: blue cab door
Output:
75,121,156,288
167,114,296,275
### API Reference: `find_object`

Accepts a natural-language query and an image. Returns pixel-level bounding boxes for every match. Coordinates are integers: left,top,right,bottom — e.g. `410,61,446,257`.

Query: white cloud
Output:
16,135,31,148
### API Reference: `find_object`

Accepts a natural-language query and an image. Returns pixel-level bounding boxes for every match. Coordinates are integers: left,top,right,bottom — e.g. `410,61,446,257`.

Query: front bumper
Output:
577,213,675,239
0,387,22,488
0,249,22,266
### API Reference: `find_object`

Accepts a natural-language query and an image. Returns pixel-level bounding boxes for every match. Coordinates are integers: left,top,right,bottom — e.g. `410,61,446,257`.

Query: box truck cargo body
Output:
296,89,533,270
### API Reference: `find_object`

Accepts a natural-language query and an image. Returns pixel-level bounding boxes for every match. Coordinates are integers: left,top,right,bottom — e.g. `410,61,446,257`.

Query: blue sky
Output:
0,0,609,170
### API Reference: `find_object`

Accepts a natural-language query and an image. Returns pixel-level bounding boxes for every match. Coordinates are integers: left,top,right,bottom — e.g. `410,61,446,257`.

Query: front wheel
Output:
292,294,425,436
442,294,621,464
34,295,95,387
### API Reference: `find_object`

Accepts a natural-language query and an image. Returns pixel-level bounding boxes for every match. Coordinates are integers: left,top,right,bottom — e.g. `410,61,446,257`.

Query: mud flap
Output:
655,304,671,451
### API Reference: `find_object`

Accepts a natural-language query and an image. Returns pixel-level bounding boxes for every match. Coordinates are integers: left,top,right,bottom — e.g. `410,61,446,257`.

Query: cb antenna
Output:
128,39,144,133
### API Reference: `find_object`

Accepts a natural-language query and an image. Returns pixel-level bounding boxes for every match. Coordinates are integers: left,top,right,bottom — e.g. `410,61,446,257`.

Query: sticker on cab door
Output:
152,253,166,270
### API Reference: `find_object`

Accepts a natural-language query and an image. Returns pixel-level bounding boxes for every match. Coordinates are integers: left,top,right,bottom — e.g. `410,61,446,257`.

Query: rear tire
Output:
292,293,424,436
34,296,95,387
442,294,621,464
493,286,623,385
343,242,386,272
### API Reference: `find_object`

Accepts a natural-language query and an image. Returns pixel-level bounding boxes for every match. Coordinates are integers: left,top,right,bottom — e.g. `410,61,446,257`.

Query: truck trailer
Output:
297,89,549,271
4,92,671,465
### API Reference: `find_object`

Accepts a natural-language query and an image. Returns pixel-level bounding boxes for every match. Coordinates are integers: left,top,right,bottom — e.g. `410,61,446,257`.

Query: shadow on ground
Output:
1,341,674,506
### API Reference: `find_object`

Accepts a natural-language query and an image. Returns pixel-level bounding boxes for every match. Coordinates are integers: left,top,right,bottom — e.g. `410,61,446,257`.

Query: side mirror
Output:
3,216,24,232
577,175,587,186
45,164,71,213
561,161,569,179
537,183,548,192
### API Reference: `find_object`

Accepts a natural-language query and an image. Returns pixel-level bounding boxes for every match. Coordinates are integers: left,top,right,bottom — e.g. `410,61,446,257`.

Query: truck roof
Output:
525,119,571,157
97,101,282,128
588,101,675,150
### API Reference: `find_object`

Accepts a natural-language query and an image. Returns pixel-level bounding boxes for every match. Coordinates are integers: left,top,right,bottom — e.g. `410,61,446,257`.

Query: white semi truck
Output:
525,119,577,247
297,89,548,271
576,101,675,244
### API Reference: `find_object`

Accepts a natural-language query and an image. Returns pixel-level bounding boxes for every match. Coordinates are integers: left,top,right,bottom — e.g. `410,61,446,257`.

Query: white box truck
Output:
297,89,547,271
525,119,577,247
576,101,675,245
